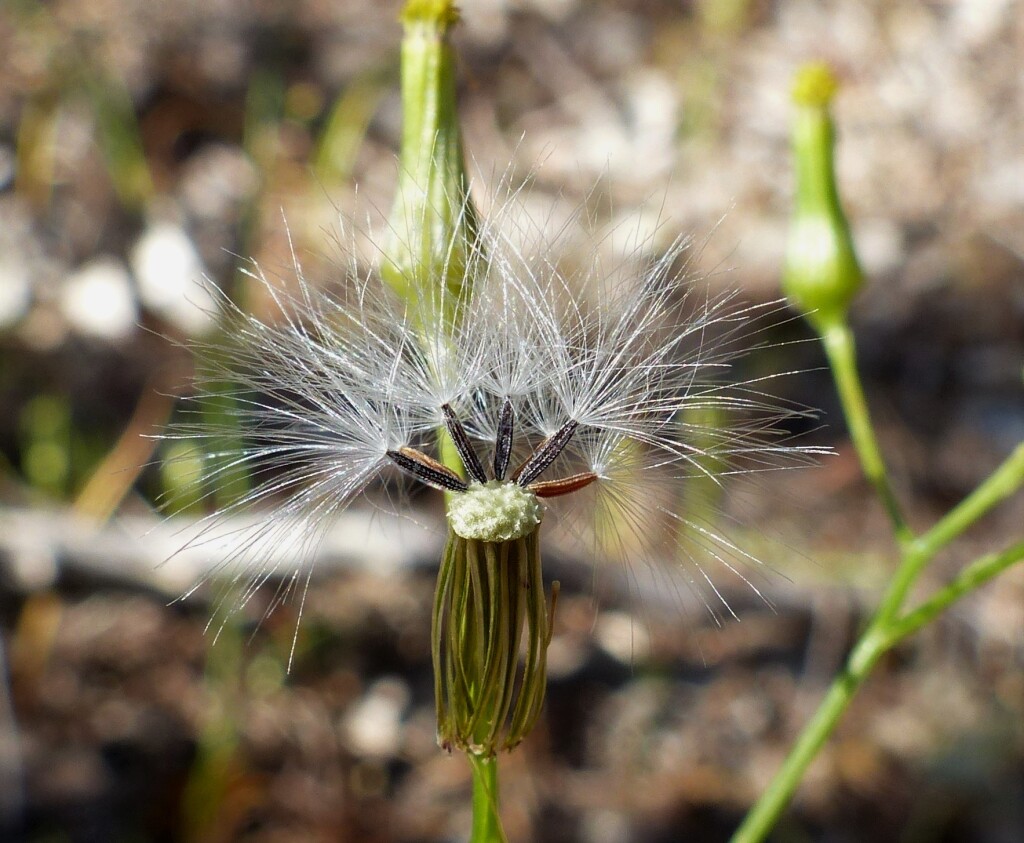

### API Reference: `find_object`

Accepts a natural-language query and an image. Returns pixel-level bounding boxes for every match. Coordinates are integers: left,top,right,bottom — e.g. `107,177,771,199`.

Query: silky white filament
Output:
165,189,828,653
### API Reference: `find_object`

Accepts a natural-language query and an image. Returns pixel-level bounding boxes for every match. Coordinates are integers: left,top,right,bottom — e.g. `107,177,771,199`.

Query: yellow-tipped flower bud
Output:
383,0,478,329
783,62,864,332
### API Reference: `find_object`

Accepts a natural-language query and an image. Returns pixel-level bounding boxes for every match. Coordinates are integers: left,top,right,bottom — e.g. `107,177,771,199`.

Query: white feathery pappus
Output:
161,188,827,666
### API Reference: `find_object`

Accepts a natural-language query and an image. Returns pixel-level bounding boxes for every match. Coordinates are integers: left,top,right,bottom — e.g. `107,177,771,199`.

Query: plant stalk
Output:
732,331,1024,843
730,626,888,843
874,440,1024,624
884,540,1024,646
469,754,507,843
820,321,914,549
758,62,1024,843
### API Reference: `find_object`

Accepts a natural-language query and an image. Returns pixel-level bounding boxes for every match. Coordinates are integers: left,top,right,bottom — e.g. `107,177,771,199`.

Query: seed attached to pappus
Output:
171,198,824,755
382,399,599,754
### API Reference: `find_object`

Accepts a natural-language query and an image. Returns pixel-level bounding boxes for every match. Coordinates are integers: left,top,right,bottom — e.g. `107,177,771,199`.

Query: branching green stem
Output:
755,63,1024,843
875,440,1024,624
731,324,1024,843
731,628,888,843
883,540,1024,647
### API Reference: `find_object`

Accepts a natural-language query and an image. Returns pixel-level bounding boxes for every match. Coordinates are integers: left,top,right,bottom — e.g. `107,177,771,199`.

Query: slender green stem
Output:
733,449,1024,842
735,535,1024,843
875,440,1024,624
759,64,1024,843
732,324,1024,843
884,541,1024,646
820,321,913,548
731,627,889,843
916,442,1024,558
469,754,506,843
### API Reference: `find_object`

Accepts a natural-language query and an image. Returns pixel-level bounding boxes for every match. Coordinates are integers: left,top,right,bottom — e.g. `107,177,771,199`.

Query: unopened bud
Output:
783,62,864,331
383,0,478,328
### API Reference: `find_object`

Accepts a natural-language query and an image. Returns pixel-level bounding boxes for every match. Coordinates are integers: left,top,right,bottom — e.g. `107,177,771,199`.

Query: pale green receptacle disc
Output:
447,480,542,542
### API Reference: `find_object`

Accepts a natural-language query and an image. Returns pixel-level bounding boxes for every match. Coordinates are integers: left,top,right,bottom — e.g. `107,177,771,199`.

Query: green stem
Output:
731,627,889,843
884,540,1024,646
469,754,506,843
876,440,1024,624
915,442,1024,558
758,63,1024,843
732,444,1024,843
820,321,913,549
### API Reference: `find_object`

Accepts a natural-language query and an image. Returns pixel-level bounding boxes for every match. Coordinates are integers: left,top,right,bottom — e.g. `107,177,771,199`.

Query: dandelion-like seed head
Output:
168,188,824,755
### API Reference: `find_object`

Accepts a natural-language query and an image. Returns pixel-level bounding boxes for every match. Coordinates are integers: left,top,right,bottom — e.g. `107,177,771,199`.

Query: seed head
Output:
167,189,824,649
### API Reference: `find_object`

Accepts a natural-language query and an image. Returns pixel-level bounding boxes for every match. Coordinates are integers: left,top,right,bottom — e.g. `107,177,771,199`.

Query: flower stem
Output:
820,320,914,549
731,433,1024,843
760,61,1024,843
469,754,507,843
730,627,888,843
914,442,1024,559
731,309,1024,843
874,440,1024,623
884,540,1024,646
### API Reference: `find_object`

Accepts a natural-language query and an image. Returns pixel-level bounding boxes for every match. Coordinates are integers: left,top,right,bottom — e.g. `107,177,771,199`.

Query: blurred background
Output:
1,0,1022,841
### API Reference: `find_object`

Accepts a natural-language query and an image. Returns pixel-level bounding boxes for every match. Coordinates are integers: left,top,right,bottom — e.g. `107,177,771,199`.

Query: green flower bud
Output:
783,62,864,331
383,0,479,329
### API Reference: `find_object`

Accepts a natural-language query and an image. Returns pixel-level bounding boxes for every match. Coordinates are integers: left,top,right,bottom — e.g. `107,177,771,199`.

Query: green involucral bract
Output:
432,525,557,757
383,0,479,329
